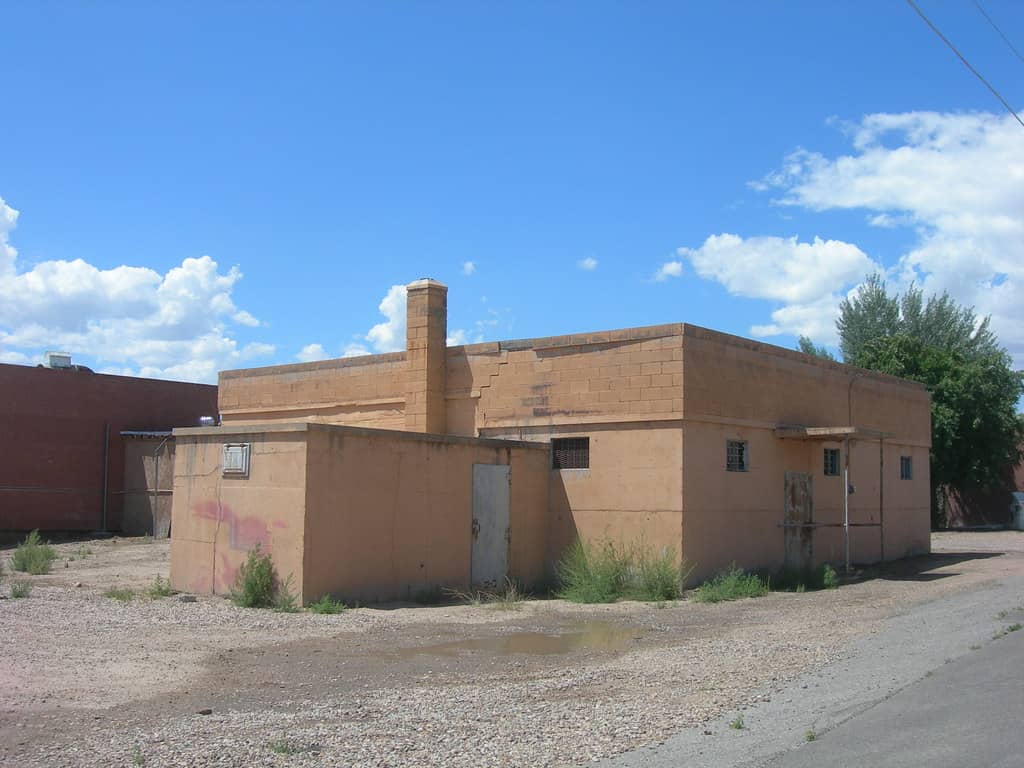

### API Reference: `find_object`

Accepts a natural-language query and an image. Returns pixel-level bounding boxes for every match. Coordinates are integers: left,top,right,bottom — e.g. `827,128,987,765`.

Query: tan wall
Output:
121,437,175,536
679,326,932,581
169,427,308,597
303,426,548,603
483,423,683,572
218,354,406,429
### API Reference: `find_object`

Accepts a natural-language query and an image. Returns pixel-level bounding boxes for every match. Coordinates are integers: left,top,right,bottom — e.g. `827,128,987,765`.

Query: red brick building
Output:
0,363,217,533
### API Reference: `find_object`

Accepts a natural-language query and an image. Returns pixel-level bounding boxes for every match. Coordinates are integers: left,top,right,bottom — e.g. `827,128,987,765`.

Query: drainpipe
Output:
844,437,851,574
101,422,110,533
152,435,172,537
844,373,865,574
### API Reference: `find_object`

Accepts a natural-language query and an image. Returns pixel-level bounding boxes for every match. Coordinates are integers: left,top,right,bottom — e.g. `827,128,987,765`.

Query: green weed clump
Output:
557,539,629,603
11,581,32,599
308,595,347,614
729,713,745,730
694,565,769,603
146,575,174,599
11,530,58,575
556,539,690,604
229,544,298,611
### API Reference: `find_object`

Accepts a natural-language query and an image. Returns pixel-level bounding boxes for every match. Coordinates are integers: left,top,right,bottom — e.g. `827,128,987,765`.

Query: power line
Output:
972,0,1024,67
905,0,1024,128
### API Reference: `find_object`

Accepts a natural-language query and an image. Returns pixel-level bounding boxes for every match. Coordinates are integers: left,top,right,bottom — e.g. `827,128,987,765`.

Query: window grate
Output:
824,448,840,476
900,455,913,480
726,440,748,472
552,437,589,469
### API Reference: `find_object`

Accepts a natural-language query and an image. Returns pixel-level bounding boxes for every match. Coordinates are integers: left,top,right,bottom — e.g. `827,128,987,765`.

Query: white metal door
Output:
471,464,510,587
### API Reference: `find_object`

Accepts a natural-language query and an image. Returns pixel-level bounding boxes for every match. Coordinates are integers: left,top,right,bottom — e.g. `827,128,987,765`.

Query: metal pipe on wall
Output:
101,423,110,532
844,436,851,573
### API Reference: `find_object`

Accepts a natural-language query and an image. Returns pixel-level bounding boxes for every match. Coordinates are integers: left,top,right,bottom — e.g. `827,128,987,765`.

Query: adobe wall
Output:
679,326,932,580
0,364,217,532
169,425,308,597
218,354,406,429
303,425,549,603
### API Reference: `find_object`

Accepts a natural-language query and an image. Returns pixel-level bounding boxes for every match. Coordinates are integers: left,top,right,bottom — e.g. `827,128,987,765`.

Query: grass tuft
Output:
729,713,745,730
104,587,135,602
805,728,816,742
146,575,174,599
267,734,300,755
446,578,528,611
308,594,347,614
11,581,32,599
11,530,58,575
693,565,769,603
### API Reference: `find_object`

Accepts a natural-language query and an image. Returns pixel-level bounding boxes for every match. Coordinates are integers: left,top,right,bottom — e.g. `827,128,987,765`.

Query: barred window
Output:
552,437,589,469
726,440,748,472
900,455,913,480
824,448,840,476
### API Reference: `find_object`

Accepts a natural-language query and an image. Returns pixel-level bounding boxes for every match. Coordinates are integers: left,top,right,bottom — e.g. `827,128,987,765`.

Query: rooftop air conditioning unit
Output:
44,351,73,369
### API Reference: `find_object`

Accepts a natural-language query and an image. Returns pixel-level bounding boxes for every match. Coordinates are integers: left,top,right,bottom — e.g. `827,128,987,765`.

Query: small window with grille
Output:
900,455,913,480
552,437,589,469
726,440,748,472
824,448,840,476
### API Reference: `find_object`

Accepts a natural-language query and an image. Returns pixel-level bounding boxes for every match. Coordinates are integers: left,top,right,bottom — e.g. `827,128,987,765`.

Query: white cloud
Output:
676,233,877,342
0,196,273,382
653,261,683,281
364,284,408,353
296,343,328,363
751,109,1024,363
578,257,598,271
447,329,469,346
462,261,476,275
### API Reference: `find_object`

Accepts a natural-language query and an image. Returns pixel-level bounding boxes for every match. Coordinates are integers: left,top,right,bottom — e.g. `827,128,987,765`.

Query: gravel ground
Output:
2,532,1023,767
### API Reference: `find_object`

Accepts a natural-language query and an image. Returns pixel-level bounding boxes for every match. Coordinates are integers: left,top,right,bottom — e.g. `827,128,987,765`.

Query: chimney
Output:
405,278,447,433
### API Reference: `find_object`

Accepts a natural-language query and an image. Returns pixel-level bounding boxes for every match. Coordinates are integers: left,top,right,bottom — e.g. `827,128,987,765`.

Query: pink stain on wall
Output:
192,499,288,593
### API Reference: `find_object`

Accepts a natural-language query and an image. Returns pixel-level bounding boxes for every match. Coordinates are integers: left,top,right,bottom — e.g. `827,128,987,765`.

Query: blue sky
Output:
1,1,1022,382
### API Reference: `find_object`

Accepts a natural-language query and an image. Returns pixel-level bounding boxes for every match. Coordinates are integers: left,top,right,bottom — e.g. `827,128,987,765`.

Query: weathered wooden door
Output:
471,464,510,588
784,471,813,570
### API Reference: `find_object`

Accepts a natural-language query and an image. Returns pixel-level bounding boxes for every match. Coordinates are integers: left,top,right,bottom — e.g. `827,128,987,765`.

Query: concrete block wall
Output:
219,354,407,429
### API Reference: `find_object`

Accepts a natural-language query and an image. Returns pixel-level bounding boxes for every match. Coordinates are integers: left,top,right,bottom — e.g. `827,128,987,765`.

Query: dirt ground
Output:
2,532,1023,767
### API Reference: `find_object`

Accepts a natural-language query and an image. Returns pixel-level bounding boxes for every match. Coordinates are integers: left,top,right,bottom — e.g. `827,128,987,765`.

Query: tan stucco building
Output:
170,279,931,603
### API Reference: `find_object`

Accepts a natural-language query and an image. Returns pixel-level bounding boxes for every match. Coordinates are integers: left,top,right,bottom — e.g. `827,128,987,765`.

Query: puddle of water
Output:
394,621,642,659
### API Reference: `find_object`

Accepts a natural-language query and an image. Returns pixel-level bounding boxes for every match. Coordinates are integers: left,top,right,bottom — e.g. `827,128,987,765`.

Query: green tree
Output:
837,274,899,363
839,277,1023,526
797,335,835,361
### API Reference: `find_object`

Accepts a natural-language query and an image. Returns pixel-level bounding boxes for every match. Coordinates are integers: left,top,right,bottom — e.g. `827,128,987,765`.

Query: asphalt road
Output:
766,629,1024,768
598,570,1024,768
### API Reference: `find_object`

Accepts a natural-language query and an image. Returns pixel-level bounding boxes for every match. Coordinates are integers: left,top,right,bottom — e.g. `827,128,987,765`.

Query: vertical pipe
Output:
844,437,851,573
101,422,110,532
879,438,885,563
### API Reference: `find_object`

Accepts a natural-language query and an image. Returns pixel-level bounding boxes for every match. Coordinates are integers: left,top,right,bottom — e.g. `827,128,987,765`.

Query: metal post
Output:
101,423,110,532
844,437,851,573
879,438,885,563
